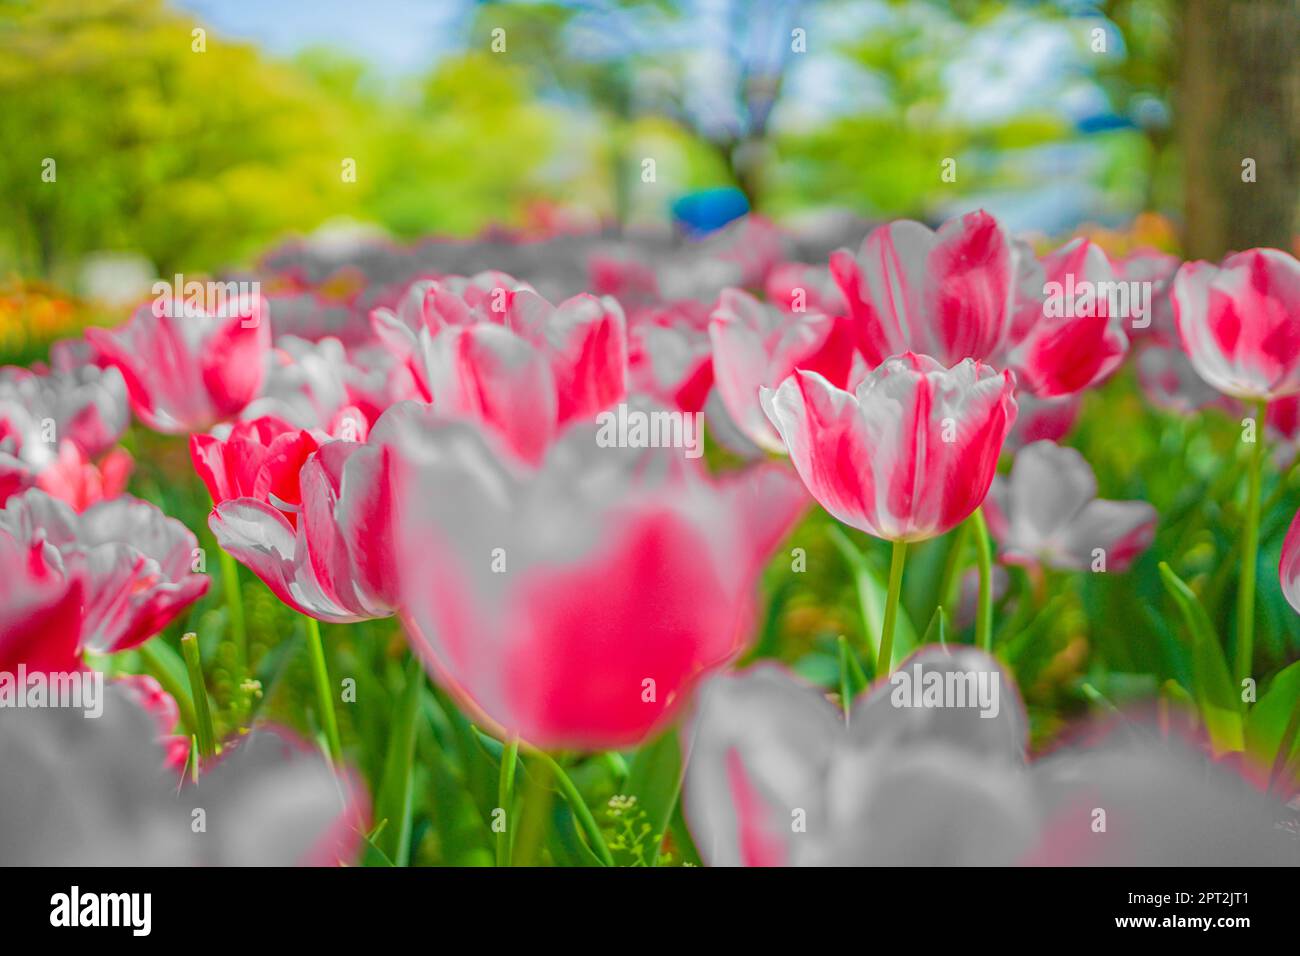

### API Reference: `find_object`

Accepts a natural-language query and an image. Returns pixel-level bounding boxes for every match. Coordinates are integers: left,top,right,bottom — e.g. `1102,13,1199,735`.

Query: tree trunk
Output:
1179,0,1299,261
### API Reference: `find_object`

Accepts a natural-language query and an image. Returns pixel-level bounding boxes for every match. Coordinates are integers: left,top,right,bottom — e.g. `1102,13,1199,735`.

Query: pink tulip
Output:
388,408,807,750
1135,340,1233,415
0,489,208,655
86,294,271,433
116,673,191,771
198,414,397,622
191,416,321,514
829,213,1130,398
242,335,371,437
0,363,132,509
764,261,848,316
1006,238,1130,397
34,441,133,513
1117,247,1180,343
761,353,1017,542
709,288,859,452
1280,508,1300,616
0,524,84,674
984,441,1156,572
830,211,1015,368
626,300,715,414
1003,391,1080,452
1172,248,1300,400
0,693,369,865
373,275,627,463
0,361,129,459
683,647,1032,866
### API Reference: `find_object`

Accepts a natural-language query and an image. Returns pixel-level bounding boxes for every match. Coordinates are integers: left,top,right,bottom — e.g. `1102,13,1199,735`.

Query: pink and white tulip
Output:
196,413,396,623
0,489,208,655
0,363,132,510
829,212,1129,398
0,524,84,674
1280,507,1300,616
760,353,1017,541
388,408,807,750
1005,238,1130,397
709,288,858,452
86,294,271,433
984,441,1156,572
1172,248,1300,401
830,211,1015,369
373,275,627,463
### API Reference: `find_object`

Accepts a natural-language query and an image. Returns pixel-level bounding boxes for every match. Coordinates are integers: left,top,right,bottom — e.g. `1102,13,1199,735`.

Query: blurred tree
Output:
1178,0,1299,259
0,0,359,279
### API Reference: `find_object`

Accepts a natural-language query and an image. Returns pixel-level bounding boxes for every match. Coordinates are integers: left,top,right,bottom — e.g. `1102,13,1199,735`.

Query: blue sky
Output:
172,0,473,76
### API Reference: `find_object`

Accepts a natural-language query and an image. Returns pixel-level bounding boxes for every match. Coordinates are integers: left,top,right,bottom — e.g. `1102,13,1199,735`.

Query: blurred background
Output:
1,0,1296,361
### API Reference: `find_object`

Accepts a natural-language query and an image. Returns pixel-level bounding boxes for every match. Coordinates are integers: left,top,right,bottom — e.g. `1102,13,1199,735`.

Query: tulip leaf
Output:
921,606,949,648
365,656,424,867
1244,660,1300,768
1157,562,1243,754
623,730,684,866
135,637,197,738
838,634,869,713
1160,678,1198,729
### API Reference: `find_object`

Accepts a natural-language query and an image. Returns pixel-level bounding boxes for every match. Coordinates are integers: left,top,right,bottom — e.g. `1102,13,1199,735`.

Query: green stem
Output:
218,547,248,681
935,521,970,616
496,736,520,866
534,751,614,866
1236,399,1268,687
180,632,216,760
304,616,342,765
877,539,908,676
971,507,995,653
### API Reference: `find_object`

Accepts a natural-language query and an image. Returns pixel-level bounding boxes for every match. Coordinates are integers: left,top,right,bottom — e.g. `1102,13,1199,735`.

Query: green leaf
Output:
1245,660,1300,767
921,606,949,648
135,637,197,737
365,656,424,867
1157,562,1243,753
837,635,869,716
623,730,684,867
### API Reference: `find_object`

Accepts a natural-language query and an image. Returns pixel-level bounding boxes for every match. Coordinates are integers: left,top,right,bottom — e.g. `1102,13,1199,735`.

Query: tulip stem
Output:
936,521,970,616
303,616,342,766
496,736,520,866
180,632,216,761
972,507,994,653
877,539,908,676
218,547,248,685
1236,399,1268,688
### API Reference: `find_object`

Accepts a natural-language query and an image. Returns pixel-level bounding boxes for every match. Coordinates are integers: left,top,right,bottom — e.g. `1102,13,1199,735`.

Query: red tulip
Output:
761,353,1017,542
1172,248,1300,400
